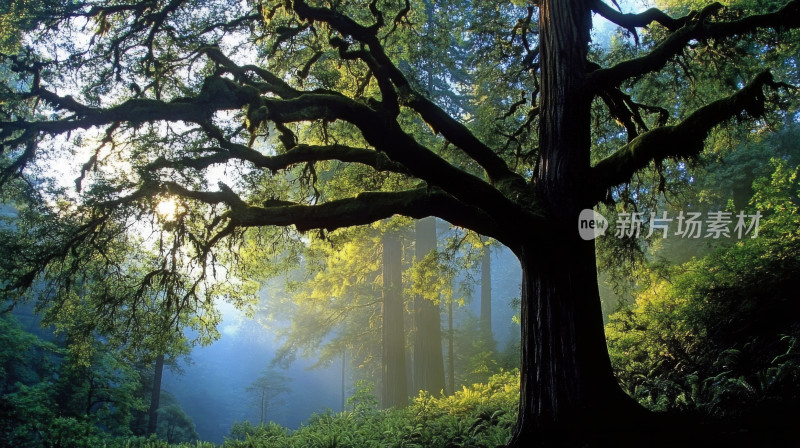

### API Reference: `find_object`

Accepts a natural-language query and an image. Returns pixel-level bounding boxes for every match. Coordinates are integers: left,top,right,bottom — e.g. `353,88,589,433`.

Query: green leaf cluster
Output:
606,157,800,416
0,313,150,447
221,369,519,448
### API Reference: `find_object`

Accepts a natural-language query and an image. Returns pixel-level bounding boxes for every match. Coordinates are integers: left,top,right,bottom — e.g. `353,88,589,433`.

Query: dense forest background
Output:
2,0,800,446
2,233,525,445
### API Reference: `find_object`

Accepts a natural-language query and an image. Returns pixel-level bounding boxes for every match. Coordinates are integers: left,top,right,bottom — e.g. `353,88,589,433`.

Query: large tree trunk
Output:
509,232,640,446
508,0,646,445
412,217,446,396
381,232,408,408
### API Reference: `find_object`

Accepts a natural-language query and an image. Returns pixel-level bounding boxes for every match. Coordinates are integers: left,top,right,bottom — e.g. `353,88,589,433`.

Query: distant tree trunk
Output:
733,178,755,211
341,350,346,412
405,342,413,395
480,243,492,336
447,296,454,395
412,217,446,396
381,232,407,408
147,354,164,435
260,391,266,424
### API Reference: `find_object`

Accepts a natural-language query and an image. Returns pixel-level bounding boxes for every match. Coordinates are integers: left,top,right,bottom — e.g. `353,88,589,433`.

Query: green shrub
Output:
219,370,518,448
606,159,800,416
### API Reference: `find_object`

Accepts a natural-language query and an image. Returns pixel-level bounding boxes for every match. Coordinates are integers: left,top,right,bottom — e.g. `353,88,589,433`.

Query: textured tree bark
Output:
412,217,446,396
536,0,593,214
381,232,408,408
147,353,164,435
508,232,640,446
508,0,647,445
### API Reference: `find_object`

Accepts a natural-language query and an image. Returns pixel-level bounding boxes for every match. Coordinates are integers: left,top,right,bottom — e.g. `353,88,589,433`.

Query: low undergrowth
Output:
112,370,519,448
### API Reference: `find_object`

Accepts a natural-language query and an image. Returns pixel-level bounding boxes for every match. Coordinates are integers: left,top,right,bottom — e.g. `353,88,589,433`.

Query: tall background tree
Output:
381,229,407,408
1,0,799,446
411,217,446,396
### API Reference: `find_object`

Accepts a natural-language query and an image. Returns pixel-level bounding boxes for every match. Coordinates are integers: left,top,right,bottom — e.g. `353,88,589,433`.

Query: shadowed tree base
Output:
506,381,650,447
507,398,800,448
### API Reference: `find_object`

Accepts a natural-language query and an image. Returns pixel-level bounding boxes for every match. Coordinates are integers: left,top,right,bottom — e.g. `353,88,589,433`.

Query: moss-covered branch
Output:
121,181,507,244
146,143,410,176
590,70,791,197
289,0,525,187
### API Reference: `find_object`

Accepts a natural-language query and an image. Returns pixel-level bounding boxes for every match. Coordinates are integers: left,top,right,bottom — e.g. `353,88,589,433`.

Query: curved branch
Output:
240,188,500,237
200,46,302,99
261,93,528,223
290,0,524,187
2,73,523,224
590,0,800,89
597,83,669,142
590,70,790,197
592,1,688,33
327,37,399,115
146,143,409,175
149,182,510,244
2,80,251,138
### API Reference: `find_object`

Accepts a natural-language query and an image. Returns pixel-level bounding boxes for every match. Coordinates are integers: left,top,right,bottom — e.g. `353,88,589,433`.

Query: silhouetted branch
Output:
590,0,800,88
593,1,688,35
290,0,525,187
146,143,410,175
116,182,506,243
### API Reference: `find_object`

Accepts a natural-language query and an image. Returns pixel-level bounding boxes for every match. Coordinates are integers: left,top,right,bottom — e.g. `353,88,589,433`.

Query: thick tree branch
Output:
327,37,399,115
597,83,669,142
1,78,254,139
194,51,504,201
590,71,789,197
592,1,688,33
290,0,525,187
2,73,525,224
239,188,500,237
138,182,509,245
200,46,302,99
257,95,529,221
590,0,800,89
146,143,409,175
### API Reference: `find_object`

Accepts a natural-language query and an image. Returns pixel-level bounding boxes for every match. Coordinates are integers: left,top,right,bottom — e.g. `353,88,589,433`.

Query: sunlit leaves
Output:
606,157,800,415
225,369,518,448
406,250,456,305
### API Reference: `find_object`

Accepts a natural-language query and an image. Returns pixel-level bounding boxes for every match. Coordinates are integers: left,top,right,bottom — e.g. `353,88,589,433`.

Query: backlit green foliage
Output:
606,158,800,416
0,313,201,448
222,370,519,448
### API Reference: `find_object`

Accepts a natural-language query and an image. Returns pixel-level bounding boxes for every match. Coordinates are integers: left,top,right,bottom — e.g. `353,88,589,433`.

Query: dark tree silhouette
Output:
147,354,165,436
